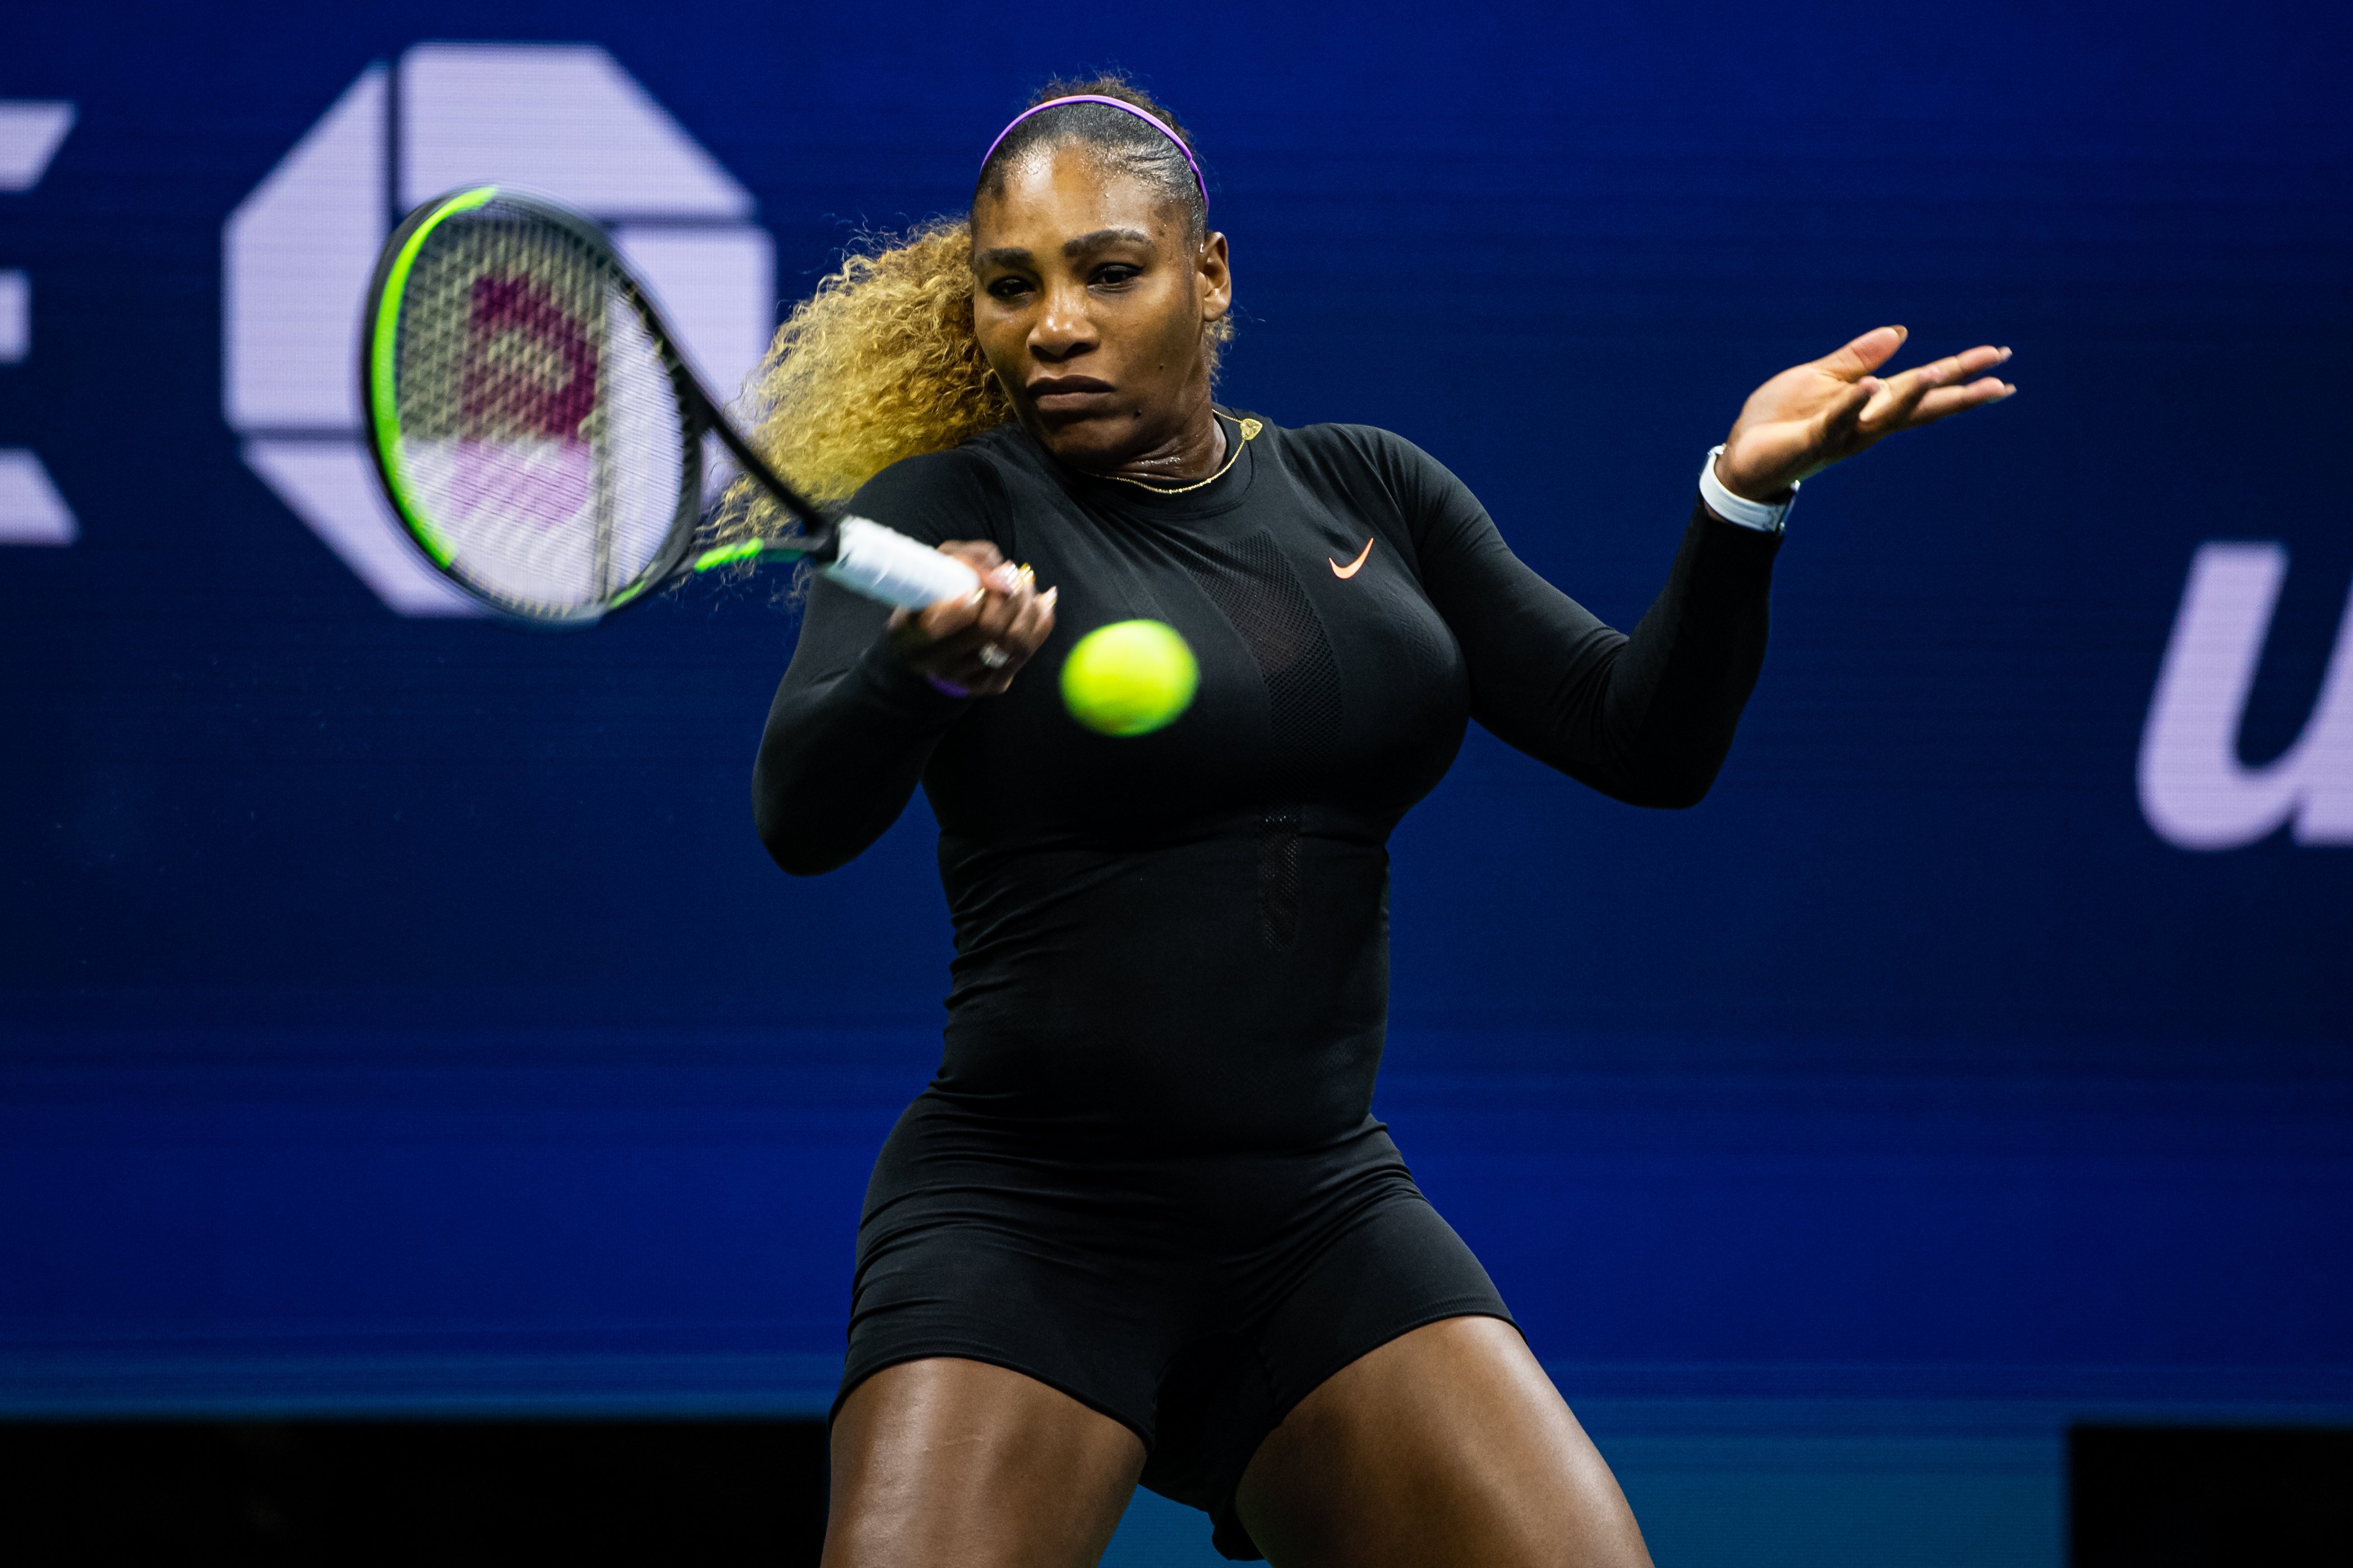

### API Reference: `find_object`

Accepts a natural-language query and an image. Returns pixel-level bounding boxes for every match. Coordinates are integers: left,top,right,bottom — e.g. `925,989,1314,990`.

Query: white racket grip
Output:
820,516,984,609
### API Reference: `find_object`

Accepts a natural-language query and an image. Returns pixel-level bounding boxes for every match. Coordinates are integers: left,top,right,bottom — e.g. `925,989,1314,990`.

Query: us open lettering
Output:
2138,542,2353,850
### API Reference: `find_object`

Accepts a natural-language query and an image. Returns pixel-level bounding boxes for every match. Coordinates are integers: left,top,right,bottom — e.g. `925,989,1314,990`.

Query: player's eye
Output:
985,276,1034,300
1092,264,1142,289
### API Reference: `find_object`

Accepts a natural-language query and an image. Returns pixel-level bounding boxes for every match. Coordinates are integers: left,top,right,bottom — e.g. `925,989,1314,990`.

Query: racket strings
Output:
387,202,688,618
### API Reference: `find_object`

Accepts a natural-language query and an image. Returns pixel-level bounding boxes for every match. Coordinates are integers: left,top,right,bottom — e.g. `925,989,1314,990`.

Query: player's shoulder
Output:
860,439,1004,497
876,422,1059,501
851,434,1020,544
1251,417,1454,496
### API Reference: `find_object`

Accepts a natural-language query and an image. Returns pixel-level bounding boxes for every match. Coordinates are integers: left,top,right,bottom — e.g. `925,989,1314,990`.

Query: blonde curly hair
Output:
711,216,1009,537
708,76,1226,548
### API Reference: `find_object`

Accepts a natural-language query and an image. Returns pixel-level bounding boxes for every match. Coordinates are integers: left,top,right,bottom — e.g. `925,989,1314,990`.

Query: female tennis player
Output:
742,77,2011,1568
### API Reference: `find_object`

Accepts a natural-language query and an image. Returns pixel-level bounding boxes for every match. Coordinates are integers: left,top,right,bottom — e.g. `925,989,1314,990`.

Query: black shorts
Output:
834,1094,1514,1560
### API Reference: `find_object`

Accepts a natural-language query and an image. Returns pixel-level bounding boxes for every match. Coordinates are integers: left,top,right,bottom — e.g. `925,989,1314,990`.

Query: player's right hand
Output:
887,539,1056,697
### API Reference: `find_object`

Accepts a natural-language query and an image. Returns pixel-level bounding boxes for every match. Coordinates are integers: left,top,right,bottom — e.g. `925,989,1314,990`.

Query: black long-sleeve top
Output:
757,414,1778,1150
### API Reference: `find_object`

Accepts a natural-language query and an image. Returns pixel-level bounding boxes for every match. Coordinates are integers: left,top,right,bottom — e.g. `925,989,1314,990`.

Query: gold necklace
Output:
1098,416,1262,496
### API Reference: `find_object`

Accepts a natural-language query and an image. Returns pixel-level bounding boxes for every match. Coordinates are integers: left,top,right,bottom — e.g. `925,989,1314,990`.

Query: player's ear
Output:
1198,232,1232,322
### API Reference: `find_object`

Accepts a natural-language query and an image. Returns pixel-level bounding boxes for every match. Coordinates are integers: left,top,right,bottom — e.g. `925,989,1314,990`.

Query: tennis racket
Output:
358,185,980,626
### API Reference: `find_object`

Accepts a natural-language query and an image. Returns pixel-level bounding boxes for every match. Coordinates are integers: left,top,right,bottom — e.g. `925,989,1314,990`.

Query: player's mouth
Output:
1027,375,1116,415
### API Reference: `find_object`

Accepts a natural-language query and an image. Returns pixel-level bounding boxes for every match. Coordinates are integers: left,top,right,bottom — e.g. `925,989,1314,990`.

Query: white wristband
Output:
1700,445,1794,534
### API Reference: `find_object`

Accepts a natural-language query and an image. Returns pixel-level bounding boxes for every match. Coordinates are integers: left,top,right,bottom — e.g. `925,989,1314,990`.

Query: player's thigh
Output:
824,1356,1147,1568
1232,1316,1653,1568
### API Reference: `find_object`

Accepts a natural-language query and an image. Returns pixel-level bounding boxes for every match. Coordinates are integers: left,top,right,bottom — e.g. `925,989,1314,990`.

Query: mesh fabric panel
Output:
1186,531,1342,952
1189,531,1344,756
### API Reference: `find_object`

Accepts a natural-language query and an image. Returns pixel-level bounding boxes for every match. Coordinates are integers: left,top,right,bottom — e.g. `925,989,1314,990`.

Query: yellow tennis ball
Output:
1060,619,1199,737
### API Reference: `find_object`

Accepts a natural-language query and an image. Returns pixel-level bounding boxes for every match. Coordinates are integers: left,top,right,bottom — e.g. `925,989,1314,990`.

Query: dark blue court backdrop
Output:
4,4,2350,1562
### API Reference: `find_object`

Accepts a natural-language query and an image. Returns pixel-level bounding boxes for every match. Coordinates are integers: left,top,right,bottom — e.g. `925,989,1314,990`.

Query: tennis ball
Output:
1060,619,1199,737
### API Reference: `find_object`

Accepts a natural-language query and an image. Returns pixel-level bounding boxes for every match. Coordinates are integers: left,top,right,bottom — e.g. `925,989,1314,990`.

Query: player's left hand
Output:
1714,327,2014,503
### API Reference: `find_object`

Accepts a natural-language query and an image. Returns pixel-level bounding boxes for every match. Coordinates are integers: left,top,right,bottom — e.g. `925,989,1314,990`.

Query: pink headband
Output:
979,94,1207,214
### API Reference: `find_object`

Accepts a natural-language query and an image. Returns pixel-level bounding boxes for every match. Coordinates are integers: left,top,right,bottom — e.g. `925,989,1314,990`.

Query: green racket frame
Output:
359,184,865,625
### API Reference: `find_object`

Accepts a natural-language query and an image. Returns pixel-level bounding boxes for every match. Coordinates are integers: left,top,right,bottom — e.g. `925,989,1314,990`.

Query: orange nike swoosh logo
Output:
1330,538,1374,579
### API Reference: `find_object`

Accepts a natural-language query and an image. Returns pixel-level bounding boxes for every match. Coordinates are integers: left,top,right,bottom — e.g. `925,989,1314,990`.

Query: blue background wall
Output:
4,4,2350,1563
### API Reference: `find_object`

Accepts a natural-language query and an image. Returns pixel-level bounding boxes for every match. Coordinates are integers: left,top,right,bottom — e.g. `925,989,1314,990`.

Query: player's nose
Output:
1032,288,1096,357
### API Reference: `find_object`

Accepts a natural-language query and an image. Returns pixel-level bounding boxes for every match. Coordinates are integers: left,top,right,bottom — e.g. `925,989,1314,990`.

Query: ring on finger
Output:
977,642,1010,670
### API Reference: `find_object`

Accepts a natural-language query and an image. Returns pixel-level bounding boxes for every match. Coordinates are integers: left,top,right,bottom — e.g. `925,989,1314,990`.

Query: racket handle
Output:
820,516,984,609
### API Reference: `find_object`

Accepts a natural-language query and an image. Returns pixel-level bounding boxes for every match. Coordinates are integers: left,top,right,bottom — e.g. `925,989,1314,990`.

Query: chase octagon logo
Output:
223,44,775,615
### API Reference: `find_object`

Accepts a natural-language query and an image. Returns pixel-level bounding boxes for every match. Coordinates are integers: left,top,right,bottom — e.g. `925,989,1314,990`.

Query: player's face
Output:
970,145,1230,471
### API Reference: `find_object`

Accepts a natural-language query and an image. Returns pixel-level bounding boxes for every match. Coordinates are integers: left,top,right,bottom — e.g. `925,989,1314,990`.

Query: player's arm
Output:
753,550,1048,876
1406,330,2011,807
753,446,1054,876
1418,485,1778,810
755,577,948,876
